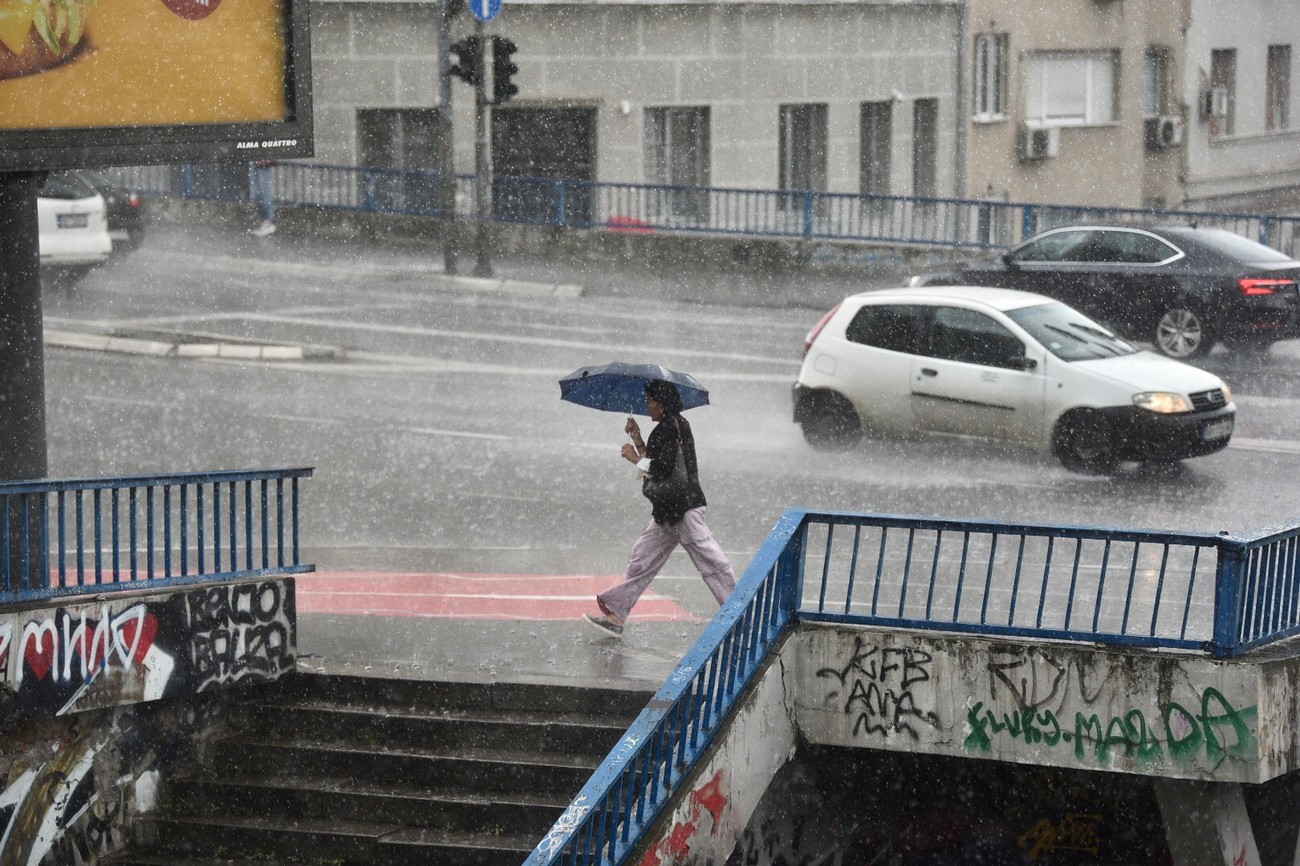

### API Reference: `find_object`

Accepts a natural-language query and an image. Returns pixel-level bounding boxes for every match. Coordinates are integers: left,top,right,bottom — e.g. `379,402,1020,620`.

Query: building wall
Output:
310,0,962,197
786,623,1300,785
628,652,796,866
964,0,1188,209
1183,0,1300,210
0,578,296,864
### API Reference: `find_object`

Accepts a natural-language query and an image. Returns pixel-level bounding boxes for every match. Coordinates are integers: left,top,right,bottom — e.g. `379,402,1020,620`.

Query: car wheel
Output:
1053,410,1119,475
800,391,863,452
1154,304,1212,359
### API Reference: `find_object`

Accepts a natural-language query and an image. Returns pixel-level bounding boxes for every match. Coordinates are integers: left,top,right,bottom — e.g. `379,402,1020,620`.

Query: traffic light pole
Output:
437,0,458,275
472,19,492,277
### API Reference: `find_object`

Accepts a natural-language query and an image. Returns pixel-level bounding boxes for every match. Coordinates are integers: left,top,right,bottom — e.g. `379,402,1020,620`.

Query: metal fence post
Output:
1212,534,1249,657
556,180,567,228
1020,206,1035,243
1260,218,1273,248
802,192,815,240
181,164,194,198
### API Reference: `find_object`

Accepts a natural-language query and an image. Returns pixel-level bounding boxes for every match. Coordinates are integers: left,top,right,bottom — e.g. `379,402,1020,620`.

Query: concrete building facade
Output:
961,0,1189,210
1183,0,1300,210
309,0,964,207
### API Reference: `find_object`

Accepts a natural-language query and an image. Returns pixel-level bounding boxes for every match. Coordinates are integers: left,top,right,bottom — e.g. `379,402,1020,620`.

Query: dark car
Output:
58,169,147,253
910,225,1300,359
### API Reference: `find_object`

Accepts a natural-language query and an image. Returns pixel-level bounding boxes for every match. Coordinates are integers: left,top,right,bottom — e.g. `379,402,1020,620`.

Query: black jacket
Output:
641,414,707,525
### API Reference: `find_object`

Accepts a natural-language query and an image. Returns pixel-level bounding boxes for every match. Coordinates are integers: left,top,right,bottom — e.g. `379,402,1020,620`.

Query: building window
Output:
645,107,711,220
1267,45,1291,131
1143,47,1169,118
859,101,892,195
1024,51,1117,126
1210,48,1237,136
778,103,827,211
973,32,1008,120
912,98,938,198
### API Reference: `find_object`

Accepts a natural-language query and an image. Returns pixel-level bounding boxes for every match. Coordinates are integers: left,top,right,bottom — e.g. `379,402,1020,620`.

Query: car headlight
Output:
1221,384,1232,404
1133,392,1192,413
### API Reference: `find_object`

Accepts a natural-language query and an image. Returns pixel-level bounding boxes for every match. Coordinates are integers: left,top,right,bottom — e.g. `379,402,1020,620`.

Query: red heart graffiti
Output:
116,613,159,665
24,630,55,681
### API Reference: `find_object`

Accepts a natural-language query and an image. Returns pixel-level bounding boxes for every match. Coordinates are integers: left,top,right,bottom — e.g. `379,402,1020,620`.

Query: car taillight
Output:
1238,277,1295,296
127,193,141,208
803,302,842,356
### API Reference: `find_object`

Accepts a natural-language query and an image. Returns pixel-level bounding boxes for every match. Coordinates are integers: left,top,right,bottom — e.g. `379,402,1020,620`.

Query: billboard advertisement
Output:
0,0,312,169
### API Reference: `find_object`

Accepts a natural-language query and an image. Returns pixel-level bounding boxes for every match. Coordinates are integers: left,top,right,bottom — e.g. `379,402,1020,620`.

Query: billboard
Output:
0,0,312,170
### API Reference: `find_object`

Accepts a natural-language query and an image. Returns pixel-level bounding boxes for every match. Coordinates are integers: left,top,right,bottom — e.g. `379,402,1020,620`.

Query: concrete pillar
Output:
1154,778,1261,866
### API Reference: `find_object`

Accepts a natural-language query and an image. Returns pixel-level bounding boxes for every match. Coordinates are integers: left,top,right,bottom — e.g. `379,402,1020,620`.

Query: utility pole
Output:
472,18,492,278
437,0,458,275
0,171,48,484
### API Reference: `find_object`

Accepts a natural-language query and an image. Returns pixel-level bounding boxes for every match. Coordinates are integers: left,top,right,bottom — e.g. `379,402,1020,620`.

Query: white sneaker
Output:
251,220,276,238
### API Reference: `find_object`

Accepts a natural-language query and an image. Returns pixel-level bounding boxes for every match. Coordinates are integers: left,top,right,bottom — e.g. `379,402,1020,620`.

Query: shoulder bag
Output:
642,418,689,502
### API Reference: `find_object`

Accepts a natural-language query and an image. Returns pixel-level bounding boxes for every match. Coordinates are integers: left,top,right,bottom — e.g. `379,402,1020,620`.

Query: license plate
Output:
57,213,88,229
1202,419,1233,441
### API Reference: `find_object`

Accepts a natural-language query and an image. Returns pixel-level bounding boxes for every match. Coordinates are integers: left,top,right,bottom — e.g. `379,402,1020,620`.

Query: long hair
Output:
645,379,684,416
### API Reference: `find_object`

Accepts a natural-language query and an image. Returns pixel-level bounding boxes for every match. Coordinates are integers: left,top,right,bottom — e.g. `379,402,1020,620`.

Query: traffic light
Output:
449,36,481,85
492,36,518,104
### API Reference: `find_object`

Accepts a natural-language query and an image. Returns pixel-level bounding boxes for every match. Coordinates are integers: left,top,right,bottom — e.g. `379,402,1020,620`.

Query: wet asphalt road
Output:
33,216,1300,684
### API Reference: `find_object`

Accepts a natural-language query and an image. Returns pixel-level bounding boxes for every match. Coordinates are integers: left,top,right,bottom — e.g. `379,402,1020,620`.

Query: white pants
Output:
597,507,737,622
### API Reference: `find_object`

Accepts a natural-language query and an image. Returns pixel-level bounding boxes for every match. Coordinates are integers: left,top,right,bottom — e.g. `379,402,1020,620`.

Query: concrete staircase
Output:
104,673,650,866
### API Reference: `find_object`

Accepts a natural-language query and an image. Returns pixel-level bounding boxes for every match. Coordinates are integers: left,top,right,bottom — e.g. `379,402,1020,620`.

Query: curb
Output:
45,329,346,361
148,249,585,299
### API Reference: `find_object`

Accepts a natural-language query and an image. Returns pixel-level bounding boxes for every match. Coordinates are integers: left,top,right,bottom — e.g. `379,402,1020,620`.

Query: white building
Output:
1183,0,1300,211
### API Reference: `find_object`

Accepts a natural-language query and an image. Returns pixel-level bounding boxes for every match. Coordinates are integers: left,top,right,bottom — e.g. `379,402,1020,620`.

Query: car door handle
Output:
919,368,938,377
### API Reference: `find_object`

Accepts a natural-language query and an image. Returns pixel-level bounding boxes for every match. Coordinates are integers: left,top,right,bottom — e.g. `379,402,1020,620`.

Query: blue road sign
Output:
469,0,501,22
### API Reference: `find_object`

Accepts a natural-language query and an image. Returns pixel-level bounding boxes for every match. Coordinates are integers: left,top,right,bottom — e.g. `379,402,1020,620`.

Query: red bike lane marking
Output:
295,571,699,621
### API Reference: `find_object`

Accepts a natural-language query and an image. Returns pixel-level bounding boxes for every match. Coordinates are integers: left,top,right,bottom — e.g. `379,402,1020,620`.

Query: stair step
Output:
131,813,402,863
229,701,629,755
170,775,568,835
255,673,651,719
210,738,600,796
108,677,652,864
128,813,538,866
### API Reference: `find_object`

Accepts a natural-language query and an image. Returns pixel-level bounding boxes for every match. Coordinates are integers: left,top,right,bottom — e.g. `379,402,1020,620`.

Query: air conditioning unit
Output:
1200,87,1230,118
1145,115,1184,149
1020,125,1060,161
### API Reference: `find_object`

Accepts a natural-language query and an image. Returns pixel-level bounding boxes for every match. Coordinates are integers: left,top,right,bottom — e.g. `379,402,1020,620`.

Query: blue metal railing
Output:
0,468,314,603
524,509,803,866
116,162,1300,256
525,508,1299,865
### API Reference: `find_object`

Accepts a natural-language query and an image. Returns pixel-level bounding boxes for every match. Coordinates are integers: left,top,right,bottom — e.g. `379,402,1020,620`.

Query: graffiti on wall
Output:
965,645,1257,767
963,686,1258,766
0,579,294,729
816,635,939,739
186,581,293,690
0,698,214,866
637,770,729,866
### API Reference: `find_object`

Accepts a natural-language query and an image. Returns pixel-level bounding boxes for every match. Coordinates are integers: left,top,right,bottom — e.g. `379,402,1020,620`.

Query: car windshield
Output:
1005,302,1138,361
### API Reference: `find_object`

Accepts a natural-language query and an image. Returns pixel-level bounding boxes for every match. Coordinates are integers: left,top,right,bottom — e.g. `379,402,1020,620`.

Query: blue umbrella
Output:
558,362,710,415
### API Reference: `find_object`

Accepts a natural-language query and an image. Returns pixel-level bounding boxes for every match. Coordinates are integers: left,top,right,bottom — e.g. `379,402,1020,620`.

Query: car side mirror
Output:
1001,251,1018,270
1007,356,1038,371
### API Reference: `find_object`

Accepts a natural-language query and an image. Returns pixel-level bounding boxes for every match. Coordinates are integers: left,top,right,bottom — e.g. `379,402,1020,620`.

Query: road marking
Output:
1230,437,1300,455
296,571,699,621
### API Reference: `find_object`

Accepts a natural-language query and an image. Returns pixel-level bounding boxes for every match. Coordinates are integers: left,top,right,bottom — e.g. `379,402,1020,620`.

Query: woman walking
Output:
583,379,737,638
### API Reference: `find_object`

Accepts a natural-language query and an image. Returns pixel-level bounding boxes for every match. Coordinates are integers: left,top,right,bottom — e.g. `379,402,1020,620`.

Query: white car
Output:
792,286,1236,473
38,172,113,271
